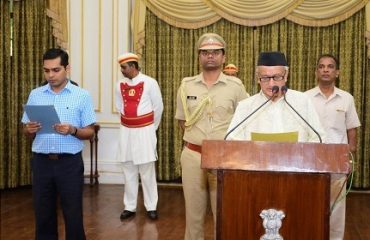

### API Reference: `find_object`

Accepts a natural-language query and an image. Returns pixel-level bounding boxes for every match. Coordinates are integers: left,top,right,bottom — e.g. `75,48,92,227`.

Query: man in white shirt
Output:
116,53,164,220
306,54,361,240
227,51,324,143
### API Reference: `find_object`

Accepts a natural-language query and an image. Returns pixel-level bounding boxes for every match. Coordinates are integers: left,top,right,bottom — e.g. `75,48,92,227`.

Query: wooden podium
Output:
201,140,350,240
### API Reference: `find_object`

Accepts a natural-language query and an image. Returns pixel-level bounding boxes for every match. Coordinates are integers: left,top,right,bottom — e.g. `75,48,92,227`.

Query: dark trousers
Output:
31,152,85,240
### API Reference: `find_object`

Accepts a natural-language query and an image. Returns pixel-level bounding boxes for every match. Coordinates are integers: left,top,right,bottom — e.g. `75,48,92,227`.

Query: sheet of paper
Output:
24,105,61,134
251,131,298,143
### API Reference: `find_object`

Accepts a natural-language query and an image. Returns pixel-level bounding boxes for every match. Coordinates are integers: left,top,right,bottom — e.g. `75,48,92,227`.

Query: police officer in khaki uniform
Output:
175,33,249,240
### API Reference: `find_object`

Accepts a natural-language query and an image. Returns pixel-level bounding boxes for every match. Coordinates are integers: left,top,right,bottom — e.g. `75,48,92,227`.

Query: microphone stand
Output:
281,86,322,143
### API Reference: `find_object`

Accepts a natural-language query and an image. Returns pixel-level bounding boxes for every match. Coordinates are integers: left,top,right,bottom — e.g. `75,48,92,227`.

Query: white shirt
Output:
305,86,360,144
227,89,325,143
115,72,164,164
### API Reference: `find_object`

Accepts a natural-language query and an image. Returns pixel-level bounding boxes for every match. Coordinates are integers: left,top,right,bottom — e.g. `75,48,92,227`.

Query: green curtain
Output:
0,0,55,189
0,0,11,189
144,9,370,188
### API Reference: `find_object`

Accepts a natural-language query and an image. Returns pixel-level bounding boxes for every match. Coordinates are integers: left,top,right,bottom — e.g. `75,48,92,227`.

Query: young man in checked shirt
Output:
22,48,96,240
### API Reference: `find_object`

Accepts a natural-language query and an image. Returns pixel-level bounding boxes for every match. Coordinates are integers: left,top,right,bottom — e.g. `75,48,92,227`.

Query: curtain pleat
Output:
46,0,68,49
0,0,11,188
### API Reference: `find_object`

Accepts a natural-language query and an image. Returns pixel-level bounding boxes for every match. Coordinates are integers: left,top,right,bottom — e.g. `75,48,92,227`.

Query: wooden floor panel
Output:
1,185,369,240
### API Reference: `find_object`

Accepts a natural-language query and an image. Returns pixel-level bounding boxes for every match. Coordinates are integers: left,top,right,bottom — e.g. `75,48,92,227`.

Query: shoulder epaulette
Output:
226,76,243,85
182,75,198,83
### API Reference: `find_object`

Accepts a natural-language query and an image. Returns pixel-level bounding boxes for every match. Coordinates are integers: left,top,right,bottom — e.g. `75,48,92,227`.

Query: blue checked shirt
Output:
21,81,96,154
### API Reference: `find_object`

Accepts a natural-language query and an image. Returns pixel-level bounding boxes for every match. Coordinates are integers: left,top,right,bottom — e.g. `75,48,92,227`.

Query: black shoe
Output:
120,210,136,220
147,210,158,220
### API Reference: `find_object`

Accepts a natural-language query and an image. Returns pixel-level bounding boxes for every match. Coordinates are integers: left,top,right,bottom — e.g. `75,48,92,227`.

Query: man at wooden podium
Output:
227,51,325,143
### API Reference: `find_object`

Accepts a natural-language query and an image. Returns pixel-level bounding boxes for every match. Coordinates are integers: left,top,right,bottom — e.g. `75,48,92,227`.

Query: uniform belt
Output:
185,142,202,154
121,111,154,128
34,152,79,160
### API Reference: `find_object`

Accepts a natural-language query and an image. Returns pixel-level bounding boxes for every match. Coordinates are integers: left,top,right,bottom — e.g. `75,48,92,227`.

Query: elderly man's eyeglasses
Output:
200,50,222,57
259,73,286,82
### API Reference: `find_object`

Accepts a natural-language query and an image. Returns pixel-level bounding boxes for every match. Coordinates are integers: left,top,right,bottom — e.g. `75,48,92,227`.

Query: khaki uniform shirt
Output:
305,86,361,144
175,72,249,145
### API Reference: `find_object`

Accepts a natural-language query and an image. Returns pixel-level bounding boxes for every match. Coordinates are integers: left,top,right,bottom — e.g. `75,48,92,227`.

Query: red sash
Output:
120,82,154,128
120,111,154,128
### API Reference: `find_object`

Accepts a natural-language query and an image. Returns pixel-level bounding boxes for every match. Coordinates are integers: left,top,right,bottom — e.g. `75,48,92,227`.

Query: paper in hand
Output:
24,105,61,134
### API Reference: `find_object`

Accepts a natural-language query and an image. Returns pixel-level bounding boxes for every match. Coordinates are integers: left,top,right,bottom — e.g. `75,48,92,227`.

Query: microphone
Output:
224,86,279,140
281,86,322,143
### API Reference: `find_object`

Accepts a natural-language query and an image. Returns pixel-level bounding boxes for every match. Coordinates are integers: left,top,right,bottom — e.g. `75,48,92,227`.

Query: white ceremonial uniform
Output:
227,89,325,142
115,72,163,212
306,86,361,240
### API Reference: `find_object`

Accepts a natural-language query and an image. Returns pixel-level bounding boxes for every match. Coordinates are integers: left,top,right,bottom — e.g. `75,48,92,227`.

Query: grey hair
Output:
255,66,289,74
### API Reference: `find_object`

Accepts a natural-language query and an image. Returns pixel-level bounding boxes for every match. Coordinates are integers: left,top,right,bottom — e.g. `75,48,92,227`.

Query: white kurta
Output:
227,89,326,143
115,72,163,165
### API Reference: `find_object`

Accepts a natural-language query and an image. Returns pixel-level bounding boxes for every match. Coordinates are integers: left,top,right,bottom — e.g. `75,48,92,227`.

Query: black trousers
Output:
31,152,85,240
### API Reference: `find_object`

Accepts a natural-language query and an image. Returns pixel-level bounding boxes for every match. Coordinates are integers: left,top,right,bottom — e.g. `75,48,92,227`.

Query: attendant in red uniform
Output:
115,53,163,220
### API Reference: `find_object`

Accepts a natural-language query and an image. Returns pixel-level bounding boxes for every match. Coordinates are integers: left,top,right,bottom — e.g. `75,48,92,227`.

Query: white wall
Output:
67,0,132,184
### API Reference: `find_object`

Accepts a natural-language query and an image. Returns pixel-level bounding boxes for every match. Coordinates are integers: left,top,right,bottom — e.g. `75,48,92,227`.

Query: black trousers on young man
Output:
31,152,85,240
